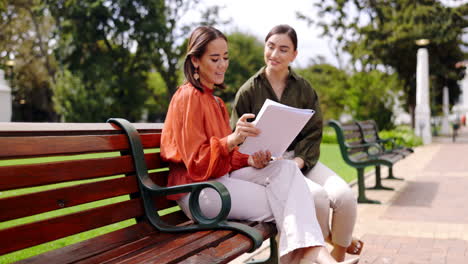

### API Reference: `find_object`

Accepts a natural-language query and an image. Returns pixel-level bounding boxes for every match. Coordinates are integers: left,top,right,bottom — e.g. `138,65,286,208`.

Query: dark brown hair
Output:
265,24,298,51
183,26,228,92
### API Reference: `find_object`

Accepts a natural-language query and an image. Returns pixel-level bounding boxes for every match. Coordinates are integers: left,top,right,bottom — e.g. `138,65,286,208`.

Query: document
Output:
238,99,315,157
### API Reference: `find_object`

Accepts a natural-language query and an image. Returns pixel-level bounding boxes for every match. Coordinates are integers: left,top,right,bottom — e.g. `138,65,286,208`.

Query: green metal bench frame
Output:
328,120,407,204
109,118,278,263
356,120,413,182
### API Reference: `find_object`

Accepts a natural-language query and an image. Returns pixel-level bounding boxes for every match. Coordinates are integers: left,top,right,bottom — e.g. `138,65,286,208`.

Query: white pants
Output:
284,151,357,248
178,160,325,264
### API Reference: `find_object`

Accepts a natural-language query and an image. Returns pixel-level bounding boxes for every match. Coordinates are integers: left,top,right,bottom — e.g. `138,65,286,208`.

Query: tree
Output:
48,0,226,122
47,0,171,121
298,62,404,129
296,63,350,121
299,0,467,126
215,31,265,105
346,70,404,130
0,0,58,121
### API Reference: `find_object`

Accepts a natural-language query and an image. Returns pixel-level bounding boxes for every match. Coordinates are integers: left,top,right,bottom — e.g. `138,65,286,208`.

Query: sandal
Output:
346,239,364,255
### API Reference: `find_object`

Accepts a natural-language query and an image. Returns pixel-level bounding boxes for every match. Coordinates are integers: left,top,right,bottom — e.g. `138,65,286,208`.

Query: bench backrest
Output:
356,120,380,143
328,120,369,164
0,122,187,256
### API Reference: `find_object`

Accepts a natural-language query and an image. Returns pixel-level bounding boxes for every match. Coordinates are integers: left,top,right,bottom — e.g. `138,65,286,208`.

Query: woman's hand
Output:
248,150,272,169
227,113,259,151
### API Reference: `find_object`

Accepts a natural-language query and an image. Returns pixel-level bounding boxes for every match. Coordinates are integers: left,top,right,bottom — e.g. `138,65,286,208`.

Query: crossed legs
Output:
304,161,359,261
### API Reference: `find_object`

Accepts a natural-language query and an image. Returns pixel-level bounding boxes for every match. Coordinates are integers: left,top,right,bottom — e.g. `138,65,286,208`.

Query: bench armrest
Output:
108,118,264,252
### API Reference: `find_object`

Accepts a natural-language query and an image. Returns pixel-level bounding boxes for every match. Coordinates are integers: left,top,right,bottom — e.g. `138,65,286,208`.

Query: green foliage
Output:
45,0,227,122
53,70,105,122
346,71,404,130
215,32,265,103
0,0,58,121
0,0,5,12
299,64,404,129
47,0,167,121
145,71,169,121
380,126,423,148
301,0,467,122
297,64,350,121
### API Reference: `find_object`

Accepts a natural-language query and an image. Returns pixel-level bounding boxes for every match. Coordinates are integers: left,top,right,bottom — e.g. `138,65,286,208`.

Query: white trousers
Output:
284,151,357,248
178,160,325,264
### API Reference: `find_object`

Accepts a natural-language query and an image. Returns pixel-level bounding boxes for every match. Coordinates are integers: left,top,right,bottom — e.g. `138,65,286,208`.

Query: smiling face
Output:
264,33,297,73
191,37,229,90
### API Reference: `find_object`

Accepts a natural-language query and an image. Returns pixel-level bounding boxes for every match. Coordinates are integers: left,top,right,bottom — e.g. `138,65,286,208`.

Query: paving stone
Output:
230,126,468,263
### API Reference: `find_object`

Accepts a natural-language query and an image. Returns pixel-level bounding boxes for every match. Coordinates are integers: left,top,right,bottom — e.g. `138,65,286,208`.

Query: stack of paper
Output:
239,99,315,157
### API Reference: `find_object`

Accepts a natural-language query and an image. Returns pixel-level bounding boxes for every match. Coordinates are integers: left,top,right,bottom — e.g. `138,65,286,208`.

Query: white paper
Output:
238,99,315,157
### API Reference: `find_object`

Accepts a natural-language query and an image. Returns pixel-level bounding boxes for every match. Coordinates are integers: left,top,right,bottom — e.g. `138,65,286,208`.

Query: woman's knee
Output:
331,185,357,213
305,180,329,211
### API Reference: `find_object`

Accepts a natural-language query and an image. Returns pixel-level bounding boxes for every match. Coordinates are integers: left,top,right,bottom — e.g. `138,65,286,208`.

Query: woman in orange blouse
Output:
160,26,358,264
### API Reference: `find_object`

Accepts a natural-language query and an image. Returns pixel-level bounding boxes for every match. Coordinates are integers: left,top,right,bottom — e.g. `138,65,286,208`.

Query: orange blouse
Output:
161,82,249,200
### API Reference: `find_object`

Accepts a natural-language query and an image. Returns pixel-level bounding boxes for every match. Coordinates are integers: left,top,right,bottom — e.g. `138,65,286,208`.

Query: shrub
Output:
379,126,423,147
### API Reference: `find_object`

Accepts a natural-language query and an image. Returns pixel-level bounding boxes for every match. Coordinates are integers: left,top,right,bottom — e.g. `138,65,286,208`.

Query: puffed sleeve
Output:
161,87,247,182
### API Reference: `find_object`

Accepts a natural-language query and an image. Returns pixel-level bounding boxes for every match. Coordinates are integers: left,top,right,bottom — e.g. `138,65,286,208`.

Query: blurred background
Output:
0,0,466,133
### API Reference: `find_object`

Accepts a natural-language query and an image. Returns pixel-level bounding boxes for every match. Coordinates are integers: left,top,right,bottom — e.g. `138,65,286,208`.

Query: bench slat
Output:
180,222,275,264
0,133,161,160
14,213,189,264
94,230,222,264
130,230,234,264
0,176,136,222
14,222,158,264
0,199,143,255
0,122,163,135
0,170,175,222
343,131,362,140
0,153,166,191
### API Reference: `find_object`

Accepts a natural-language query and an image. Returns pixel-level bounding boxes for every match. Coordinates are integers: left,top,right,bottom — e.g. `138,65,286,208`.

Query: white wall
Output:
0,69,12,122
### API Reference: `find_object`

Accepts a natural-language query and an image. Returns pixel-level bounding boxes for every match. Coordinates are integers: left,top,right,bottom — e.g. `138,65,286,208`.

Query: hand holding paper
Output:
238,99,315,158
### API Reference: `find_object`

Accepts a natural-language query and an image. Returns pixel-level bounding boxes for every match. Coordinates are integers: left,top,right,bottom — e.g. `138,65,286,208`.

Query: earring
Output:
194,68,200,80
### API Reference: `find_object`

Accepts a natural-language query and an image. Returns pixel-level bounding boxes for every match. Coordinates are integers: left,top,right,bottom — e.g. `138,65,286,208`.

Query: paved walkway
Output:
232,125,468,264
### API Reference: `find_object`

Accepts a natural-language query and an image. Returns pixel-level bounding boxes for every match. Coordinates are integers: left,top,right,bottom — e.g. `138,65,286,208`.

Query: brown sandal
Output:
346,239,364,255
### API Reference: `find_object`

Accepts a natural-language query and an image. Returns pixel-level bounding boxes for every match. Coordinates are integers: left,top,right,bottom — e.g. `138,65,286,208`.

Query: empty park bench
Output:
356,120,414,180
0,119,277,264
328,120,411,204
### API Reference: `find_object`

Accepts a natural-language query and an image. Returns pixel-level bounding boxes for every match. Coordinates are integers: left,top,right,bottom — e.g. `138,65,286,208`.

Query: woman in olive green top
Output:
231,24,363,261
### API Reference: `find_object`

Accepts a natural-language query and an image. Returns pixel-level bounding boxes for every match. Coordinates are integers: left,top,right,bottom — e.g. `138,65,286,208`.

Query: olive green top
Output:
231,66,323,173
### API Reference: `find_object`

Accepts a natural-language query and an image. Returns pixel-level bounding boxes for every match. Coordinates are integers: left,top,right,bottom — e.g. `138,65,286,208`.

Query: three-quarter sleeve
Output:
231,82,254,130
293,80,323,173
161,84,248,184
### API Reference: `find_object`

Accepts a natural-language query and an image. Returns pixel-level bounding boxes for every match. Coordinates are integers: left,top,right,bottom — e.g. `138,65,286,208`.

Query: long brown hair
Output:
183,26,228,92
265,24,298,51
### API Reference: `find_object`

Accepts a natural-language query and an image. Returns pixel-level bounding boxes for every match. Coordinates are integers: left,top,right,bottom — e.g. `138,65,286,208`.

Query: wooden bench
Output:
0,119,277,264
328,120,410,204
356,120,413,181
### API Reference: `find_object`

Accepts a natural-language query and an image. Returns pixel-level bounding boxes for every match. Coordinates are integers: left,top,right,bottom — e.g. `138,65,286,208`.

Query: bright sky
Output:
195,0,338,68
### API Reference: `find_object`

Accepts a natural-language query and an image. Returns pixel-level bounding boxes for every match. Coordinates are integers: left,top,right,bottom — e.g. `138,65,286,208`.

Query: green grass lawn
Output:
0,143,359,263
319,143,361,183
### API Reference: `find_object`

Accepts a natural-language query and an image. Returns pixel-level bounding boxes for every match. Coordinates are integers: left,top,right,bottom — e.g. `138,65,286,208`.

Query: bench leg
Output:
246,236,279,264
357,168,380,204
367,165,394,191
385,167,404,180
